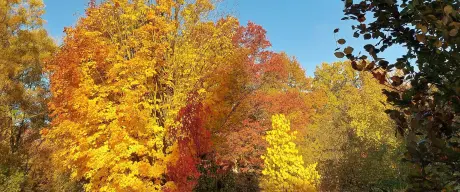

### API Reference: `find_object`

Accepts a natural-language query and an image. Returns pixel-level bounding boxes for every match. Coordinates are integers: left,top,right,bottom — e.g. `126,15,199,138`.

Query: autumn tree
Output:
260,114,320,192
167,98,212,192
46,0,237,191
0,0,56,191
205,22,313,175
335,0,459,190
303,61,407,191
204,22,271,176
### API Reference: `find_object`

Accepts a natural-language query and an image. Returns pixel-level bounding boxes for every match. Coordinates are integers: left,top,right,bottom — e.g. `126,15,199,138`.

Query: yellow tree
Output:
46,0,237,191
261,114,320,192
0,0,56,191
303,61,406,191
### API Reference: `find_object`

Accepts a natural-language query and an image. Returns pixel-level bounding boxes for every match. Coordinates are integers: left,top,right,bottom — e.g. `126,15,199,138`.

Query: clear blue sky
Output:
43,0,404,76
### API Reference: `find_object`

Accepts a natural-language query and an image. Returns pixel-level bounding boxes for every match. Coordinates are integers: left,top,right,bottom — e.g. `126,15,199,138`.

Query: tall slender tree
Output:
0,0,55,191
260,114,320,192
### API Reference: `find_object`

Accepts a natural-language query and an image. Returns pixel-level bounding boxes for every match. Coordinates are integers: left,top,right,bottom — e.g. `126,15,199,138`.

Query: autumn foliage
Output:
0,0,435,191
261,114,320,191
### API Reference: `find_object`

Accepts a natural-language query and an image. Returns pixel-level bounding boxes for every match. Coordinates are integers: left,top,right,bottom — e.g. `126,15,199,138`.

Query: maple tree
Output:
46,0,237,191
203,22,271,175
205,23,313,174
167,99,212,192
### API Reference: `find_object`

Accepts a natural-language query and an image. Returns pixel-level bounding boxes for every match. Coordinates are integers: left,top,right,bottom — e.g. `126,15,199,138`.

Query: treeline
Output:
0,0,458,192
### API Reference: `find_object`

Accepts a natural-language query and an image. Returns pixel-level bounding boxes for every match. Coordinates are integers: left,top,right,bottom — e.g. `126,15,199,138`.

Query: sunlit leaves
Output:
203,20,313,179
304,61,405,191
46,0,236,191
260,114,319,192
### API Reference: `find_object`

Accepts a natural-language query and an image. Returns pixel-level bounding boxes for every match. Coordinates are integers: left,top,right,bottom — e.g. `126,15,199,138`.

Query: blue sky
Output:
43,0,404,76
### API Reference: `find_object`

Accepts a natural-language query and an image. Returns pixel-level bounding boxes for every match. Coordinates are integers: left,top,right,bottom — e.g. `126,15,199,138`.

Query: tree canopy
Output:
335,0,459,190
0,0,457,191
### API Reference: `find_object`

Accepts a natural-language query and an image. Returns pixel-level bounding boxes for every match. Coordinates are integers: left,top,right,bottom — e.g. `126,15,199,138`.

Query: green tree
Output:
260,114,320,192
335,0,459,190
